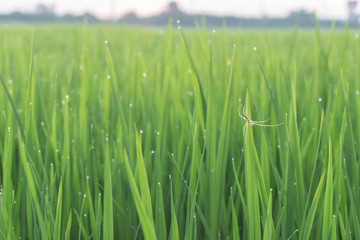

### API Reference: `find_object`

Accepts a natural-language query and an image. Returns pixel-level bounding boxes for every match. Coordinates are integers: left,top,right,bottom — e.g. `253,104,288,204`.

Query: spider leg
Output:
243,122,248,137
243,123,248,146
242,102,247,118
252,119,269,124
254,122,284,127
238,104,244,119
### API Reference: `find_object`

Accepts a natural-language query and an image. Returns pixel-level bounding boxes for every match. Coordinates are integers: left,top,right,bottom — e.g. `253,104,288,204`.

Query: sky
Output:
0,0,357,20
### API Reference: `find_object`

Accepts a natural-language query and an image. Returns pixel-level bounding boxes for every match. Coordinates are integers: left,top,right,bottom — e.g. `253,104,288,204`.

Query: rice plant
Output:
0,24,360,239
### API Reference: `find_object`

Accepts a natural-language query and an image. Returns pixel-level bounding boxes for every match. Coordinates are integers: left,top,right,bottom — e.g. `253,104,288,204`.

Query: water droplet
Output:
186,91,194,96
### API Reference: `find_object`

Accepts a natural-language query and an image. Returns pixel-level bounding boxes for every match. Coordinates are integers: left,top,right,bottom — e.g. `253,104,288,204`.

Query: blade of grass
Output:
243,92,261,240
322,137,333,240
54,178,63,240
300,172,325,240
169,176,179,240
123,151,157,240
103,141,114,240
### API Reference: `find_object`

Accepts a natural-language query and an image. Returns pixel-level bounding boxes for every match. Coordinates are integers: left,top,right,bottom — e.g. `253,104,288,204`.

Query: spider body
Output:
238,103,283,138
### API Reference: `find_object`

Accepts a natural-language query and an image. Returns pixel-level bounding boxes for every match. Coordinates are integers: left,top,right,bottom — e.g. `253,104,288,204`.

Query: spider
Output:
238,103,283,138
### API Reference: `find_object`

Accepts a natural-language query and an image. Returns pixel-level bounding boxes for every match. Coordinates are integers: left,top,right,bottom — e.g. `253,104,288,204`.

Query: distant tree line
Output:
0,2,357,28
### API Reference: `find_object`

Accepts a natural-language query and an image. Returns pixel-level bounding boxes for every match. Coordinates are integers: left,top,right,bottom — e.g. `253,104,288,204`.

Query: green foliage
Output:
0,25,360,239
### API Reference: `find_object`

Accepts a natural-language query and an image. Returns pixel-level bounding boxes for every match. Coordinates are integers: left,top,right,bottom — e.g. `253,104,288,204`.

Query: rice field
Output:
1,24,360,239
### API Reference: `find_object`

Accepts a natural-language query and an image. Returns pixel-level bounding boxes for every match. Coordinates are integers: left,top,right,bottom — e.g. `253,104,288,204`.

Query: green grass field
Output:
0,25,360,239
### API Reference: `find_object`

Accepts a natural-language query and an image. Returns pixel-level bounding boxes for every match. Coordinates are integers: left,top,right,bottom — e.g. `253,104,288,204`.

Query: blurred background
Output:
0,0,359,27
